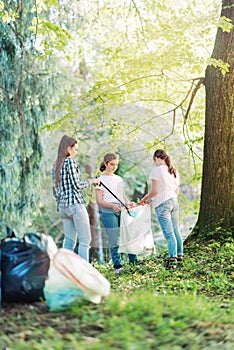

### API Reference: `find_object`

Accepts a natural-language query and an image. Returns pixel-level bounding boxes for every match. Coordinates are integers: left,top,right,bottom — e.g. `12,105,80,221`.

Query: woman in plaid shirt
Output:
52,135,99,261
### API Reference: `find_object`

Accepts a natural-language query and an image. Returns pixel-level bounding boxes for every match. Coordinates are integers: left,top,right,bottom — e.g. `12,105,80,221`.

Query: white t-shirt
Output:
96,174,125,204
149,165,180,208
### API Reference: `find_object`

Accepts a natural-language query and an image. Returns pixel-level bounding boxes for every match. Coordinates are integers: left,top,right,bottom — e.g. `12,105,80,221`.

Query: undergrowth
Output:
0,239,233,350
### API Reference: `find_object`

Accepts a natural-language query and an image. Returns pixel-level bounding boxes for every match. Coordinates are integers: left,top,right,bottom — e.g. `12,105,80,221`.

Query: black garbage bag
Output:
0,231,50,302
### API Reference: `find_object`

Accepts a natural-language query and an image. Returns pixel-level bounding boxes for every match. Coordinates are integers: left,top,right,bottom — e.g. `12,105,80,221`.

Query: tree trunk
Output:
85,164,105,263
193,0,234,238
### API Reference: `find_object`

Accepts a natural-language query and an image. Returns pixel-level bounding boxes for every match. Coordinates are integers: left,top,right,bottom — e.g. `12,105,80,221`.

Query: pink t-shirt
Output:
149,165,180,208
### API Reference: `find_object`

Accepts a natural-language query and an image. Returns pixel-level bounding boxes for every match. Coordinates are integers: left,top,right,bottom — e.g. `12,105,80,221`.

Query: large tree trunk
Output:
193,0,234,238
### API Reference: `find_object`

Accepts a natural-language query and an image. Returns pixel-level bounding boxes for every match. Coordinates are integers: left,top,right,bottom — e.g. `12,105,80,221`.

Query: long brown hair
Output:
54,135,77,186
99,153,119,172
153,149,177,178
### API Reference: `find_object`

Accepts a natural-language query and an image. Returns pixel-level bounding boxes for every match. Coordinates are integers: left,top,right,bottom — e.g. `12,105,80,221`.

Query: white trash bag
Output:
119,204,155,255
44,248,110,311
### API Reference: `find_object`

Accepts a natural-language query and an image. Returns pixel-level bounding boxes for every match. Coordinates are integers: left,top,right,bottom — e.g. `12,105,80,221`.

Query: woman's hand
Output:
139,194,149,205
90,178,100,186
126,201,136,208
112,204,121,212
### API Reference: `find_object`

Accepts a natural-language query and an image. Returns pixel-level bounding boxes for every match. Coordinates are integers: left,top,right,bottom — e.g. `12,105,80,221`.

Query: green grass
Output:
0,239,233,350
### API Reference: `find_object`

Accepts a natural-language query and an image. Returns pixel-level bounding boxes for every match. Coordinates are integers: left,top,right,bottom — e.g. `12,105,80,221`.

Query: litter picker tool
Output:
99,181,133,216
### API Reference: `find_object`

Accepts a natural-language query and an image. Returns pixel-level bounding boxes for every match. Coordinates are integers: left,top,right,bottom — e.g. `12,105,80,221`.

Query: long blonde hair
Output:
54,135,77,186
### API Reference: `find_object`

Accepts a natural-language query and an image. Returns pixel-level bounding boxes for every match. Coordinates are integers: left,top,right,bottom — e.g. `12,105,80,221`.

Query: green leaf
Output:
0,0,4,12
217,16,233,33
207,58,230,75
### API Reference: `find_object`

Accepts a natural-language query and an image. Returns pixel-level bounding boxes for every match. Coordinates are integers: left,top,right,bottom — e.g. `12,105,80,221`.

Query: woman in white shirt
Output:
96,153,138,274
140,149,183,269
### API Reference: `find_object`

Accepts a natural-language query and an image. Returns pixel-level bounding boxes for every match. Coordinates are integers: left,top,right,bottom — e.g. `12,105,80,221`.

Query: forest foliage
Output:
0,0,233,237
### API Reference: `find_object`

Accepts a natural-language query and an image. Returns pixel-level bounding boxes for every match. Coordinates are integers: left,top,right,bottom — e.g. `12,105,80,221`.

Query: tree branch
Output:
184,78,205,121
130,0,151,53
113,73,164,89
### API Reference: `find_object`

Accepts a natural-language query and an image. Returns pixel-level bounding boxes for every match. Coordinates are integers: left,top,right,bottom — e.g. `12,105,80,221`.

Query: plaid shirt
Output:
52,158,90,207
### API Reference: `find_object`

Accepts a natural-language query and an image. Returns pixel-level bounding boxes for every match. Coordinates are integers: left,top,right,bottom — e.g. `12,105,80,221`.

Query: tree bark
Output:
85,164,105,263
193,0,234,238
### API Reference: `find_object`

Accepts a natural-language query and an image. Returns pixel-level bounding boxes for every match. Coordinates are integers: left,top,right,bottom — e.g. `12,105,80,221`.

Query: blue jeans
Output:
101,208,138,268
155,198,183,258
59,203,91,261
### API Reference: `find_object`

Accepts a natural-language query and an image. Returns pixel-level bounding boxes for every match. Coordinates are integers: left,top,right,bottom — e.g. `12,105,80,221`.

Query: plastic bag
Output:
0,233,51,302
119,205,155,255
44,248,111,311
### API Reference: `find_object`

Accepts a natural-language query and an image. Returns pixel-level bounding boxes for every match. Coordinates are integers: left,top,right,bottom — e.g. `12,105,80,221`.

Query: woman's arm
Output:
140,179,159,204
68,159,98,191
96,189,121,212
